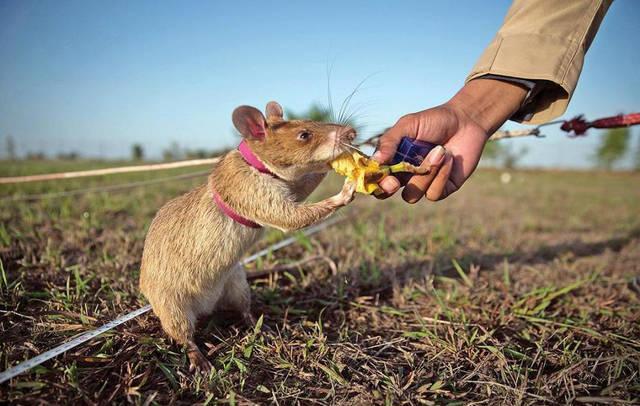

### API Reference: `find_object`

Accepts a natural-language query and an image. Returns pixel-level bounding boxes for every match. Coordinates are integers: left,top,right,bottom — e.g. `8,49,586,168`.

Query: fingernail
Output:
380,176,400,193
372,151,383,162
402,185,421,204
427,146,445,165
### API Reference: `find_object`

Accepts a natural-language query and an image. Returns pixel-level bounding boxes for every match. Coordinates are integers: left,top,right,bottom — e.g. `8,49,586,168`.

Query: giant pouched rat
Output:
139,101,359,372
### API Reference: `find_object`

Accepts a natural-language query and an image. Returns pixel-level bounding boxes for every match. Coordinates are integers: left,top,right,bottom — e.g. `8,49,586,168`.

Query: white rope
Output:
0,306,152,385
0,157,221,185
0,215,343,384
488,128,542,141
1,170,211,202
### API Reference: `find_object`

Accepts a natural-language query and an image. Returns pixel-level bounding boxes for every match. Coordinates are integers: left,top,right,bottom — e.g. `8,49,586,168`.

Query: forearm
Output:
258,199,341,232
467,0,612,124
448,78,529,135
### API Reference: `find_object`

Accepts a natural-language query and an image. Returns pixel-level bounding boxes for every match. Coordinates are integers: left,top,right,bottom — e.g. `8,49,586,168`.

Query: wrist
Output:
447,78,528,135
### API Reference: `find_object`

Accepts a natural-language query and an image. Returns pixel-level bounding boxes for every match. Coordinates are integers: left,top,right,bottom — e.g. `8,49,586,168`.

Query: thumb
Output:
372,117,415,164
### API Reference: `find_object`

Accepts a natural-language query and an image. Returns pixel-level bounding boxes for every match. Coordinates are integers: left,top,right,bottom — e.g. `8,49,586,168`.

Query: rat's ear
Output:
232,106,267,139
265,101,283,121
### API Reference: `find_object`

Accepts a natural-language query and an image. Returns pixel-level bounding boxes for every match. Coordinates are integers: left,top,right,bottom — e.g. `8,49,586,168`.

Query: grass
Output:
1,160,639,404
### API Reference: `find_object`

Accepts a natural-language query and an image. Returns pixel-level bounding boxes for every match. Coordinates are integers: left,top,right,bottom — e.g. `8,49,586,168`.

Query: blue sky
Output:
1,0,639,168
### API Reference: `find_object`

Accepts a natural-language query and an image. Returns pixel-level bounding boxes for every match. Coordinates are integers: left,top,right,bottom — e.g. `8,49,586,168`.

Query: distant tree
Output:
26,151,46,160
5,135,16,160
131,143,145,161
287,103,362,127
481,141,505,166
481,140,527,169
287,103,333,122
56,151,79,160
163,141,183,161
502,145,529,169
185,148,211,159
594,127,630,170
163,149,175,161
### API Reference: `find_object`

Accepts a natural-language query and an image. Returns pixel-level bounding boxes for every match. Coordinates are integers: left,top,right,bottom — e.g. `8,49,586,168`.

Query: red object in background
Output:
560,113,640,136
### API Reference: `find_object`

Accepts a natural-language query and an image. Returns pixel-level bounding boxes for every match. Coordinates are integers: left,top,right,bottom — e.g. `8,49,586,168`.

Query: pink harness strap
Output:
213,192,262,228
212,141,276,228
237,140,273,175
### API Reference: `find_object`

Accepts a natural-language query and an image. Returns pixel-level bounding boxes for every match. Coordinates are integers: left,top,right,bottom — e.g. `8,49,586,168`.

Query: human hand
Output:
372,78,529,203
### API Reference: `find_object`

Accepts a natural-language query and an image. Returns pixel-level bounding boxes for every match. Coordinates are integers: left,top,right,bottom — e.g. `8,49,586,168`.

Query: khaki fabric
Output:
467,0,612,124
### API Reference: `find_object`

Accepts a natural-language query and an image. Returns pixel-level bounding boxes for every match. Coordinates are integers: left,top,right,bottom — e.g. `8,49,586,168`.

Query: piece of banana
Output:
330,151,413,195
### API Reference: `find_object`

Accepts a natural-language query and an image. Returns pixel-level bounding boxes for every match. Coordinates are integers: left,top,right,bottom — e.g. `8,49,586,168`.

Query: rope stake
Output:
560,113,640,136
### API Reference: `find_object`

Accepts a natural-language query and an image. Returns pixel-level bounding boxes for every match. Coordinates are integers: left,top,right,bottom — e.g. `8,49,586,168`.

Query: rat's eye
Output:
297,130,312,141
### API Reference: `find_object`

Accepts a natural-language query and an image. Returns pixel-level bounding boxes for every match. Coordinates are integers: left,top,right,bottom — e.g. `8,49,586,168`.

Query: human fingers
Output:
375,175,401,199
401,145,447,204
425,151,454,201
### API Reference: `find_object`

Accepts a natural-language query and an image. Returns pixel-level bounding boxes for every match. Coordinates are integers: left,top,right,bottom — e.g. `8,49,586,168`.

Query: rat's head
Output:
232,101,356,179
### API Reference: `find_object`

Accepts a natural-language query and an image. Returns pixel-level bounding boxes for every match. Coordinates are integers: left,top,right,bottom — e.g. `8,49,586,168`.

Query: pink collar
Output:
212,141,276,228
237,140,275,176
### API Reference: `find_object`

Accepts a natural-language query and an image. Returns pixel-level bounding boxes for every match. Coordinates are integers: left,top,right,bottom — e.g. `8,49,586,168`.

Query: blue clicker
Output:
391,136,438,166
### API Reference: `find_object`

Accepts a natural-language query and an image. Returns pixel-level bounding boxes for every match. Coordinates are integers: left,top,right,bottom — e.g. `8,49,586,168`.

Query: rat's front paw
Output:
336,181,356,206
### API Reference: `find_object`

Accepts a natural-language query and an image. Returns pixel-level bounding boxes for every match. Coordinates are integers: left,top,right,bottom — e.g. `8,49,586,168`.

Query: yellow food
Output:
330,151,413,195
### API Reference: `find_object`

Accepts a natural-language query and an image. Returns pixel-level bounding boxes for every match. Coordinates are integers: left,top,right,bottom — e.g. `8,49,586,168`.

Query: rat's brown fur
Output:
139,101,355,372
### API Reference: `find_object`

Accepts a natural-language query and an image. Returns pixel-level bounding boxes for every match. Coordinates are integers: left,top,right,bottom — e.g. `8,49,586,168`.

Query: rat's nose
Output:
340,126,357,141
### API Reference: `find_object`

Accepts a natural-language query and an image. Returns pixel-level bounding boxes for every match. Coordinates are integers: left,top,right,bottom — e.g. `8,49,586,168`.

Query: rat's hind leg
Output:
216,264,254,325
185,340,212,374
154,302,212,373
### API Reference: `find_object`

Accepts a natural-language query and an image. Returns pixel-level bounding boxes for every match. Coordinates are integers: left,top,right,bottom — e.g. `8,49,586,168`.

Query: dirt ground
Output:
1,163,639,404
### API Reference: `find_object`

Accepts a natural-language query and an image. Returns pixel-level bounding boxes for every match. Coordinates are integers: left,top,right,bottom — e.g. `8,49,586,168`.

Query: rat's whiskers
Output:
326,62,336,123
